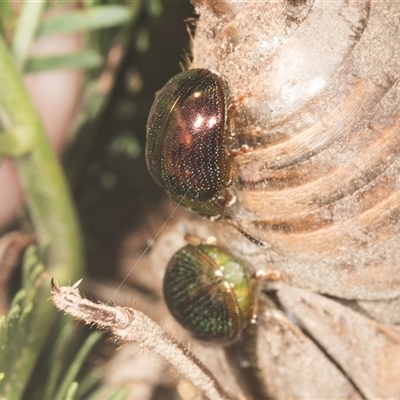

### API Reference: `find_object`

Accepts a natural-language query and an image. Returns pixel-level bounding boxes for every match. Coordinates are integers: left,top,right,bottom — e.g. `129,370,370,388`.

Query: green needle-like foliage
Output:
0,246,48,399
0,246,111,400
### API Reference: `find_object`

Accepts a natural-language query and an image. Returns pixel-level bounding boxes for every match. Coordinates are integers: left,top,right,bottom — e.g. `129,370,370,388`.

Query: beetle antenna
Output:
224,221,269,248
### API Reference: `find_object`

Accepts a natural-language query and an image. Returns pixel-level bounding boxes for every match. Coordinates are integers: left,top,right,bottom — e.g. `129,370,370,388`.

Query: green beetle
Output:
163,242,254,344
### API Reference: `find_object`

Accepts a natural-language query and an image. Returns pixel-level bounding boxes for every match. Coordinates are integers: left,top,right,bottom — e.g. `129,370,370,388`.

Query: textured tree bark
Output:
191,0,400,306
182,0,400,398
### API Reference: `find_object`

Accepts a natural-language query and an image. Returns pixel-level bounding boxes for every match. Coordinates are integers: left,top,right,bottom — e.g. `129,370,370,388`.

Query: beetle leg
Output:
223,191,236,207
230,144,252,158
226,92,252,144
254,269,282,281
224,221,269,248
227,92,252,115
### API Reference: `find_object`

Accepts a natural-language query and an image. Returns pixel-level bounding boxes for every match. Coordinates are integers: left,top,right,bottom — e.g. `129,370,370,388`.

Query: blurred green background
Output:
65,0,193,278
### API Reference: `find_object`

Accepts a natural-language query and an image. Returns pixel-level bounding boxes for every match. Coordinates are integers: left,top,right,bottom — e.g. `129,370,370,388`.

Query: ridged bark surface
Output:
186,1,400,398
191,0,400,307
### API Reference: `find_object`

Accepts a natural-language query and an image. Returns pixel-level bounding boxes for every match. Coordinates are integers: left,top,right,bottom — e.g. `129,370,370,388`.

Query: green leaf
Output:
0,246,47,399
25,50,103,73
64,382,78,400
11,0,46,70
0,245,102,400
41,317,77,400
84,385,129,400
35,5,131,39
53,331,102,400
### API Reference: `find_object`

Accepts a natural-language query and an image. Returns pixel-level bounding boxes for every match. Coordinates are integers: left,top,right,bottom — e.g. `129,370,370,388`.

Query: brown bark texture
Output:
191,0,400,305
113,1,400,399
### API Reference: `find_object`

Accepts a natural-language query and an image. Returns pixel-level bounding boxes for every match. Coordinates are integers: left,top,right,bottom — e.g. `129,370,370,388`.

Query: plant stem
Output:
0,128,35,157
51,280,236,400
0,33,83,283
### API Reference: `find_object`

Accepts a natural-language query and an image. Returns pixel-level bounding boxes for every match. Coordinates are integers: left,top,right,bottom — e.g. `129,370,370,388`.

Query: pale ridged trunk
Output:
188,0,400,398
192,0,400,306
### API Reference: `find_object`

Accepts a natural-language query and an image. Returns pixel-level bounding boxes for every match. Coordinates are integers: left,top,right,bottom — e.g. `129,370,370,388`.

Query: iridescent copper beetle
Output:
146,68,237,219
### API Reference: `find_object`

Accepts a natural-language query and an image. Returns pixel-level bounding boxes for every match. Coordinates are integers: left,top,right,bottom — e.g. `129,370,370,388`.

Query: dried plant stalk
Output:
50,279,235,400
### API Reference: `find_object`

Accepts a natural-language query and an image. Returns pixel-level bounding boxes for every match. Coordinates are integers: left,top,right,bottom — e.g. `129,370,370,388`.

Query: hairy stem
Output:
51,279,236,400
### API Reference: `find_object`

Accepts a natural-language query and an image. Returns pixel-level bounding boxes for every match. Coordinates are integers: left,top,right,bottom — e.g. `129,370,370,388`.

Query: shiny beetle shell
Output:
146,69,231,218
163,243,253,344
